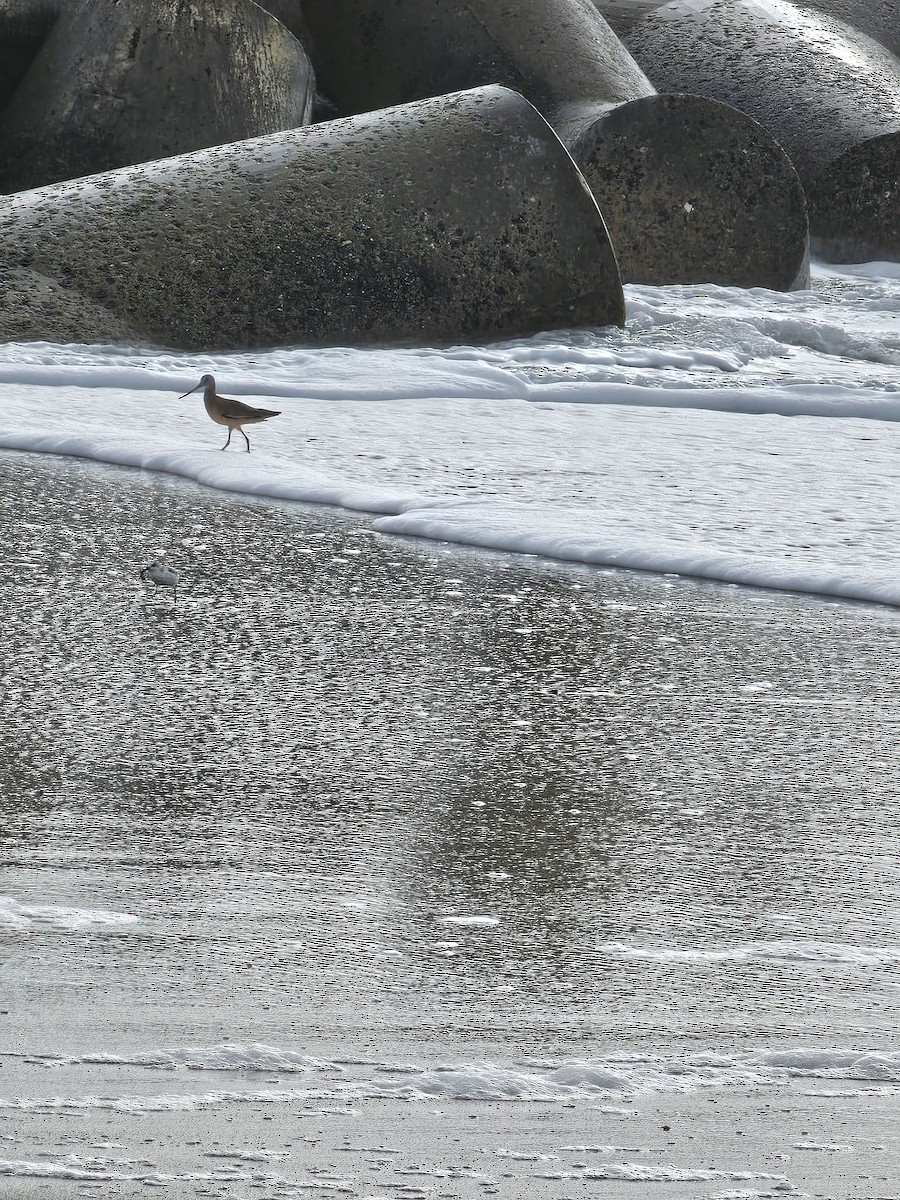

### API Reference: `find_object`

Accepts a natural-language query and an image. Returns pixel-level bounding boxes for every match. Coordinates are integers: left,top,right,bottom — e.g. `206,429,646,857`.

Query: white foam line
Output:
0,895,139,931
522,380,900,422
0,431,419,515
538,1164,795,1184
596,940,900,966
4,426,900,611
372,510,900,610
0,1158,130,1182
438,915,500,927
0,1158,354,1190
4,1045,898,1105
815,259,900,280
73,1043,322,1072
3,407,900,612
0,353,526,403
0,1088,329,1113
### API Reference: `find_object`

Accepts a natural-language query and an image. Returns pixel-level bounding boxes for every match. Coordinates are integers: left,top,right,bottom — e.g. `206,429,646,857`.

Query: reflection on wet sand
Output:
1,450,898,1057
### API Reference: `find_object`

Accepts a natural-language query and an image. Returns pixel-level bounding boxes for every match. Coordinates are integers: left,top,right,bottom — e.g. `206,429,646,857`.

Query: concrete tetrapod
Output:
249,0,311,45
597,0,900,55
590,1,671,37
0,86,625,349
623,0,900,263
0,0,60,110
803,0,900,61
298,0,809,289
0,0,316,194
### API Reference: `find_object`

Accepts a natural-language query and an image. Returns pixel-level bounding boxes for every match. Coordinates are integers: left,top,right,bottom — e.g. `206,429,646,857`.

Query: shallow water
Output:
2,263,900,609
1,451,899,1196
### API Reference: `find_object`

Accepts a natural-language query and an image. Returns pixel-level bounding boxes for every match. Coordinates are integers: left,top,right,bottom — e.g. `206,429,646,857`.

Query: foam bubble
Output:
0,895,139,931
596,940,900,967
437,915,500,927
538,1164,794,1184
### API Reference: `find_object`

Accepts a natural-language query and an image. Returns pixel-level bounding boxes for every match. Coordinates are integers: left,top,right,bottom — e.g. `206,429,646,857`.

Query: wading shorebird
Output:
179,374,281,452
139,557,180,604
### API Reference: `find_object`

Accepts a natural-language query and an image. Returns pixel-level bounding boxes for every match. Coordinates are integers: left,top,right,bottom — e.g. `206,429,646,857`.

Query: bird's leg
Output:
241,427,251,452
221,427,233,451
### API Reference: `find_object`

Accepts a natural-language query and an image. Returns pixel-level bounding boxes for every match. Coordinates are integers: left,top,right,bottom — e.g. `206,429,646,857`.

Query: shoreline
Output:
1,451,898,1200
2,435,900,612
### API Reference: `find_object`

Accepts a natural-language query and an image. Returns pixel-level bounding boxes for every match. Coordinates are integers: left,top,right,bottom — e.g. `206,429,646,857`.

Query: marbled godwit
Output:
179,374,281,451
139,557,180,603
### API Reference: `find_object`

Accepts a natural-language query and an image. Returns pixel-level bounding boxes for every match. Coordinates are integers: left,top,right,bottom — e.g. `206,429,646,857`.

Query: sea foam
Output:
5,1044,897,1109
2,264,899,608
596,939,900,967
0,895,140,931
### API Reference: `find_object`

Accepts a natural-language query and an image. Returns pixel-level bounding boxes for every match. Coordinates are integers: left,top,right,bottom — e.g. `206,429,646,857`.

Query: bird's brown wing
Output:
218,396,281,420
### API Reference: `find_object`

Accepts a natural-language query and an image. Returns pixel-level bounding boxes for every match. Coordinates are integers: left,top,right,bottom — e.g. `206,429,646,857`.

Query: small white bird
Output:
139,557,180,604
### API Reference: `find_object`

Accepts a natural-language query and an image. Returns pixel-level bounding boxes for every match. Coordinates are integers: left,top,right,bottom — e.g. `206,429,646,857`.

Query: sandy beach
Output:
0,1080,897,1199
1,451,898,1199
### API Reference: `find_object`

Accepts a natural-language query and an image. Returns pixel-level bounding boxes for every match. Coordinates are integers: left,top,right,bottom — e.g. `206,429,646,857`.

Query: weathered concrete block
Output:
0,0,315,194
245,0,338,120
300,0,649,118
623,0,900,263
803,1,900,61
0,267,143,343
251,0,310,46
598,0,900,61
588,1,672,37
299,0,809,290
567,91,809,290
0,0,60,109
0,86,625,349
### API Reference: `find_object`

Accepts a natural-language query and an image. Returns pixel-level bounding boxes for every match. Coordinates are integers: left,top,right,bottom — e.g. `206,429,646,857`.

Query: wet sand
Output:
1,451,898,1199
0,1085,898,1199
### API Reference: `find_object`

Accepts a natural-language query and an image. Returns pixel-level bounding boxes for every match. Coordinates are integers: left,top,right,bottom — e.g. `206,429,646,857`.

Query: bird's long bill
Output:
178,382,202,399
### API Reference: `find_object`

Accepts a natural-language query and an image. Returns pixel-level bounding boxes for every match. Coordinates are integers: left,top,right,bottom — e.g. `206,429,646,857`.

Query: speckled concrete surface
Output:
597,0,900,59
800,0,900,60
0,86,625,348
592,0,671,35
298,0,810,288
0,268,144,344
300,0,653,117
0,0,315,194
0,0,60,109
570,93,809,289
624,0,900,263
